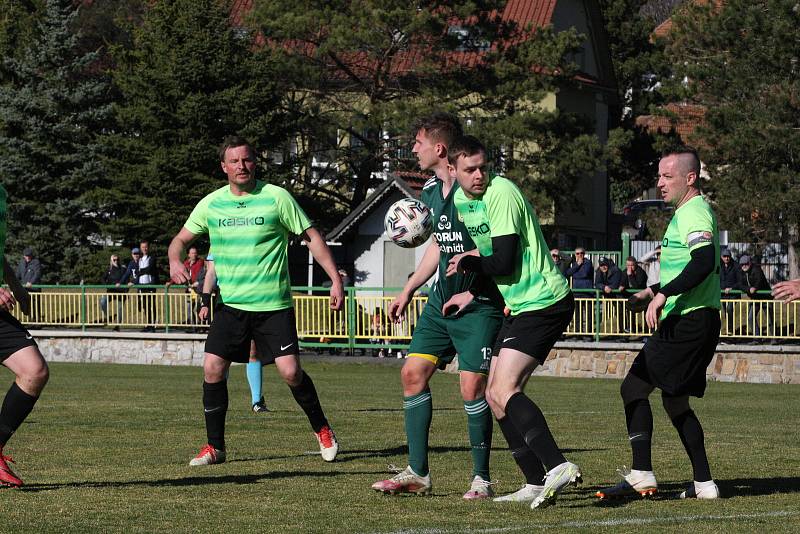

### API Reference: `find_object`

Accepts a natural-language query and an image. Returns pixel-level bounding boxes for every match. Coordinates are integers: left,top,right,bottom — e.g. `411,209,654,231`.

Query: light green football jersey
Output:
659,194,720,318
184,180,312,312
0,185,6,261
454,175,570,315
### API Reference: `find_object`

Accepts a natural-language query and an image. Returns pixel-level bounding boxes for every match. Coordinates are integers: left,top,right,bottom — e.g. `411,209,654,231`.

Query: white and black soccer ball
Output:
384,198,433,248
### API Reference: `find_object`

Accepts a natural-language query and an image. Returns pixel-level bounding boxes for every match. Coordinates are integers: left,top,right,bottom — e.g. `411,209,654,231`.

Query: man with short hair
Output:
137,241,159,333
565,247,594,335
371,113,504,500
597,146,722,501
0,188,49,487
444,135,580,509
169,135,344,466
619,256,647,333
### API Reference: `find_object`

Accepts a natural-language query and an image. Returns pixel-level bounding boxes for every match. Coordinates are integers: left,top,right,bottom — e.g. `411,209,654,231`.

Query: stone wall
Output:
532,345,800,384
31,332,800,385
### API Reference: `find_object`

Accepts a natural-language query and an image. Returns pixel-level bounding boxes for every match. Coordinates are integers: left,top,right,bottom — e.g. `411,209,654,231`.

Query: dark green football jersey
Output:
420,178,503,312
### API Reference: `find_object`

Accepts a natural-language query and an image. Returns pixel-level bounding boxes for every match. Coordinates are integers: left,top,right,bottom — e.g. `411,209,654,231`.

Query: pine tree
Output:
0,0,112,283
250,0,609,223
102,0,287,255
598,0,671,209
665,0,800,252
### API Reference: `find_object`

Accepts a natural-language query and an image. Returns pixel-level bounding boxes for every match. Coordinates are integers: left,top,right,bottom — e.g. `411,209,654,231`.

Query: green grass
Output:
1,361,799,533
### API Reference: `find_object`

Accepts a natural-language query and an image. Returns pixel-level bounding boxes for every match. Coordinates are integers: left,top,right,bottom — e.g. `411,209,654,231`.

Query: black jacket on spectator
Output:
595,264,622,295
620,266,647,291
720,262,738,291
102,265,128,294
736,264,771,299
565,259,594,289
16,258,42,285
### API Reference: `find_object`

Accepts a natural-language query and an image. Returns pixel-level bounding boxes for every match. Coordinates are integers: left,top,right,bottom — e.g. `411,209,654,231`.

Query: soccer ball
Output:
384,198,433,248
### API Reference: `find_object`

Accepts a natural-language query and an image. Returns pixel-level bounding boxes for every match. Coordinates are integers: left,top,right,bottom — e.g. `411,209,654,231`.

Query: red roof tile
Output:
635,102,706,144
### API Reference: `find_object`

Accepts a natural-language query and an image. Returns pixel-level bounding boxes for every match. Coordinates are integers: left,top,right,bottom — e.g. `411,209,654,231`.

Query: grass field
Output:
1,360,798,533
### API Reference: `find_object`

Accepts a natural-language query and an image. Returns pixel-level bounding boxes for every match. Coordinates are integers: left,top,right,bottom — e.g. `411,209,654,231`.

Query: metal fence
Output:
7,285,799,350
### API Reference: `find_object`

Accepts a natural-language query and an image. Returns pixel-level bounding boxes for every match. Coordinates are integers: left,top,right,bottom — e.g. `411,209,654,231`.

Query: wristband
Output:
200,293,211,308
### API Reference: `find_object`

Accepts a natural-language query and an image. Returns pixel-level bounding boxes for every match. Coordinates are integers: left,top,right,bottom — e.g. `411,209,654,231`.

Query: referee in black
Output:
597,146,722,501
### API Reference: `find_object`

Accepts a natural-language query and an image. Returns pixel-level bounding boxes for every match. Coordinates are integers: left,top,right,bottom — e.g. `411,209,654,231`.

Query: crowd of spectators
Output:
552,246,779,337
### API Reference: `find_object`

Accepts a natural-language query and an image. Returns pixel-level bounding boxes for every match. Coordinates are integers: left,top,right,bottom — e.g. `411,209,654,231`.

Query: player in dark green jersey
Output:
445,136,580,508
0,185,49,487
597,146,722,501
169,136,344,466
371,113,504,499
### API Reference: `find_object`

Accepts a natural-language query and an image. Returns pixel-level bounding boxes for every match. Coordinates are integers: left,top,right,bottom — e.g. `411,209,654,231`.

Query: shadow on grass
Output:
581,476,800,507
22,470,382,493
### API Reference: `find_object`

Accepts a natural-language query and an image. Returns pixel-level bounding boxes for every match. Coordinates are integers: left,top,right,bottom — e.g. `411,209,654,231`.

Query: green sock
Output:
465,397,492,480
404,391,432,477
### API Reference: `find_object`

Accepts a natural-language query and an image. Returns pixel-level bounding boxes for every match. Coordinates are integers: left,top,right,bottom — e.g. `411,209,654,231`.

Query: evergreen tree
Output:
665,0,800,251
0,0,112,283
250,0,609,223
102,0,288,256
0,0,44,80
598,0,670,209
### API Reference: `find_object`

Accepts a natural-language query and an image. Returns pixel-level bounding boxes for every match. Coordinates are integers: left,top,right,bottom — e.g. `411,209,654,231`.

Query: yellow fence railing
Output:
6,286,799,349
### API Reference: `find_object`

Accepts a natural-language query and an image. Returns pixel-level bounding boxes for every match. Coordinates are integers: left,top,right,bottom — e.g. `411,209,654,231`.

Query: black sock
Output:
671,409,712,482
624,398,653,471
203,380,228,450
289,371,328,433
497,416,546,485
0,383,39,447
505,392,566,471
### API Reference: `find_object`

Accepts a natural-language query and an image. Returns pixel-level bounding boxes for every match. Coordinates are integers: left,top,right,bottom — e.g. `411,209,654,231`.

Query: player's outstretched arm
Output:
773,279,800,302
389,240,439,322
303,227,343,311
168,227,198,285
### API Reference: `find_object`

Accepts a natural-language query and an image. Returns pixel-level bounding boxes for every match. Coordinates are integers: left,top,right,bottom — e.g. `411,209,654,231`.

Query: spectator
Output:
719,249,738,334
183,246,205,326
369,306,390,357
16,247,41,288
736,254,773,336
595,257,622,295
137,240,159,332
16,247,42,321
550,248,569,275
619,256,647,333
565,247,594,336
639,245,661,287
595,257,622,334
120,247,141,287
619,256,647,292
100,253,127,330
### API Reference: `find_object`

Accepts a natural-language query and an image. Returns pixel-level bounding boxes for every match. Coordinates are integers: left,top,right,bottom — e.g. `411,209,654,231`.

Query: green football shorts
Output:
407,302,503,374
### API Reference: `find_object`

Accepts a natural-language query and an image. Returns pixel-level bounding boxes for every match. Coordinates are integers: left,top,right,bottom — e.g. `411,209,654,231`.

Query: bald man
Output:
598,146,722,502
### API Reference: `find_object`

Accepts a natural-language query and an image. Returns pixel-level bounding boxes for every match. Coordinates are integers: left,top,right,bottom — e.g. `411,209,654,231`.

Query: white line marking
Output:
367,510,797,534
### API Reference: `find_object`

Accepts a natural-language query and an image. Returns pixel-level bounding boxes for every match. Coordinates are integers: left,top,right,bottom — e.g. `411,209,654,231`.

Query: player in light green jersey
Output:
444,135,580,509
597,146,722,502
169,136,343,466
